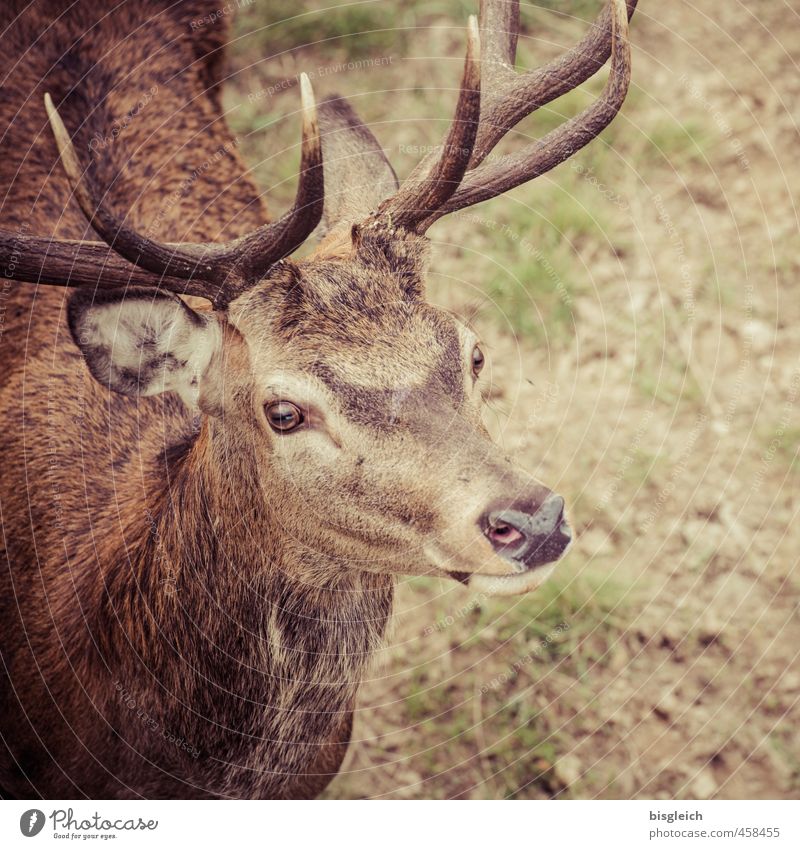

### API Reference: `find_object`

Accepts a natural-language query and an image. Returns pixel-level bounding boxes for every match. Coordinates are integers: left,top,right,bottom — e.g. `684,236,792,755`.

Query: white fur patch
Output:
469,562,559,597
73,294,221,405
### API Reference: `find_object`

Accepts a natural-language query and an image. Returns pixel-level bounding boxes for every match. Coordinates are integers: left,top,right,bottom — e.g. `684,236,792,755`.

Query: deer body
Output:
0,0,633,798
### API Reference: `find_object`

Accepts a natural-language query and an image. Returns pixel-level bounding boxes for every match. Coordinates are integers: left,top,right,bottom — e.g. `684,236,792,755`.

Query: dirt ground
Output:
224,1,800,798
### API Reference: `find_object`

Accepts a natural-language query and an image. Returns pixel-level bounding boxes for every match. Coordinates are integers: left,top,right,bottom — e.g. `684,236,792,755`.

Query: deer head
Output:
1,0,634,596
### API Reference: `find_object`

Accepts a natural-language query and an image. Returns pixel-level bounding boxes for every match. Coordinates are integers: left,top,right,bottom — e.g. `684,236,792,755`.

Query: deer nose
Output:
480,495,571,570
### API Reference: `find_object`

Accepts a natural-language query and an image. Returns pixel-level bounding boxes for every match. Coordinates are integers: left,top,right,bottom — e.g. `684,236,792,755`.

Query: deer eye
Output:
265,401,304,433
471,344,485,377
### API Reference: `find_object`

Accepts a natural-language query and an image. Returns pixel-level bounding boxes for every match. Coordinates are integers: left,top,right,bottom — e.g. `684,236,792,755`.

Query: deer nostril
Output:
485,520,525,547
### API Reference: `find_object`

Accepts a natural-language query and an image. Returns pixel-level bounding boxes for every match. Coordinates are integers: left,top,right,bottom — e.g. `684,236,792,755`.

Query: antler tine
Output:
421,0,632,225
45,93,218,285
227,73,324,287
378,0,634,232
470,0,637,169
44,74,323,306
480,0,519,67
374,17,481,232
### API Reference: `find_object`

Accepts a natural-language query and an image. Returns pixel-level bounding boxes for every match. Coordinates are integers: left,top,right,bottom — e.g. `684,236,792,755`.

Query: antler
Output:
375,16,481,230
376,0,634,232
6,73,324,307
0,231,209,296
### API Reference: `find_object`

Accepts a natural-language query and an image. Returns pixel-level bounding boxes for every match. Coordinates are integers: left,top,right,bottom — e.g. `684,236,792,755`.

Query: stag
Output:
0,0,633,798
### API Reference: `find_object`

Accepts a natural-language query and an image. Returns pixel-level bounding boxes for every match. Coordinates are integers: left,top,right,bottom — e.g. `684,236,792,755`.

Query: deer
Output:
0,0,634,799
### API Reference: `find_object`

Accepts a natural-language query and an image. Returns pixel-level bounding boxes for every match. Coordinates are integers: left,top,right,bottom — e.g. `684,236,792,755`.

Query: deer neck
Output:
106,418,394,772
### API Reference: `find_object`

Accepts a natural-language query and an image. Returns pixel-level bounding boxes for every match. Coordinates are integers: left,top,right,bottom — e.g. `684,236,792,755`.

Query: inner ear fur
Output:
67,287,222,406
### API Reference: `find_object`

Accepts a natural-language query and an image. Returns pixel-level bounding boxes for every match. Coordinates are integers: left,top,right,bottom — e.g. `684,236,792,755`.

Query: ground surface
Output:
223,1,799,799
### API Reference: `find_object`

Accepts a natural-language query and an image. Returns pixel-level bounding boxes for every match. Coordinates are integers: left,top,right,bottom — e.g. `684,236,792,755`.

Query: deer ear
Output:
67,287,222,406
317,94,399,238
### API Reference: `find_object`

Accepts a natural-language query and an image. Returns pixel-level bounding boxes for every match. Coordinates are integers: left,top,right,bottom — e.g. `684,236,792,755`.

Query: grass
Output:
231,0,413,60
481,562,626,644
633,325,704,408
430,175,626,345
639,117,713,169
534,0,608,15
230,0,607,62
759,424,800,477
376,562,632,798
470,565,629,797
769,731,800,794
360,563,631,798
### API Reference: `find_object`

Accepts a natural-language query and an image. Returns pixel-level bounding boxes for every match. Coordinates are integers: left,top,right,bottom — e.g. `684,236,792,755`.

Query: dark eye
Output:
471,344,485,377
265,401,304,433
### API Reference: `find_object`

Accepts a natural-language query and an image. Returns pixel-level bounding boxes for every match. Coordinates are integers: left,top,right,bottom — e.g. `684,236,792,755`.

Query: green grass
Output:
230,0,412,60
432,178,625,345
230,0,606,62
639,117,713,168
759,424,800,477
534,0,606,15
633,326,704,408
769,731,800,793
380,564,631,797
477,563,626,643
486,707,566,798
507,68,713,174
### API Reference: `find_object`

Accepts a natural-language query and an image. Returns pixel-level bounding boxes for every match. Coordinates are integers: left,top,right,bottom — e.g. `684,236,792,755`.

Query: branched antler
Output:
0,231,208,296
0,2,635,302
44,74,322,304
376,0,635,232
375,16,481,230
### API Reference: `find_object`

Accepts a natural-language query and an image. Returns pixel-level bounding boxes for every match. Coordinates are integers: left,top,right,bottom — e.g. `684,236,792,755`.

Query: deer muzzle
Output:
480,494,572,572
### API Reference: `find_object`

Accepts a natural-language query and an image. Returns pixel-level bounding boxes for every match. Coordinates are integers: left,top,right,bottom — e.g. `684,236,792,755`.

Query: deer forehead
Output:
232,283,467,392
308,327,458,390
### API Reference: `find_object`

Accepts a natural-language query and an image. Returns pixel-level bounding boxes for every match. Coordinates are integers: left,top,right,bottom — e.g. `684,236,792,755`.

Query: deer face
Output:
66,236,569,594
200,226,570,594
27,1,631,596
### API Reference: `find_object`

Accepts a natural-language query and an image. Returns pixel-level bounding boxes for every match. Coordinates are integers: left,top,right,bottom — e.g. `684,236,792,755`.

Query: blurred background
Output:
220,0,798,798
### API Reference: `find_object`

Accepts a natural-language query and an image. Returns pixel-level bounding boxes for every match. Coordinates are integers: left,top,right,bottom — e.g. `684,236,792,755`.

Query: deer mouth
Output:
477,495,573,576
423,486,574,594
437,515,572,596
446,518,571,582
468,562,562,596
